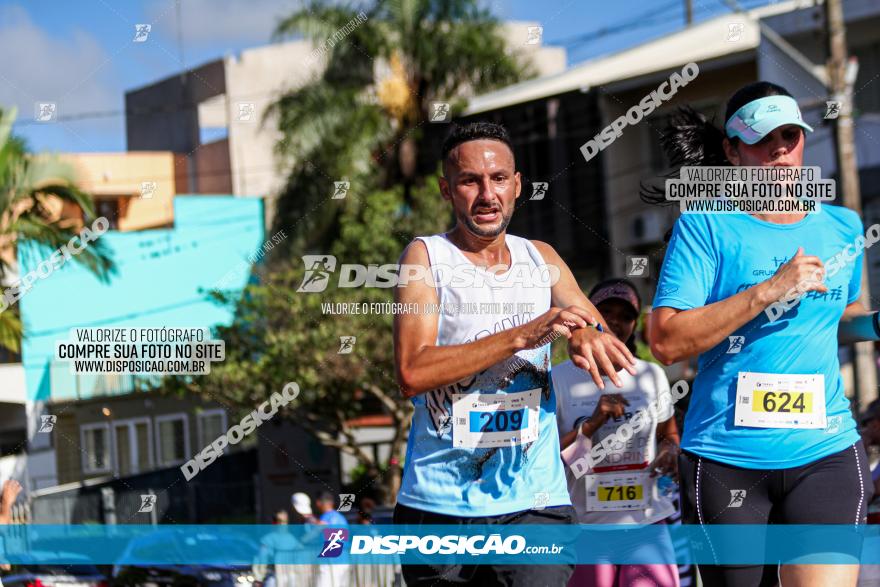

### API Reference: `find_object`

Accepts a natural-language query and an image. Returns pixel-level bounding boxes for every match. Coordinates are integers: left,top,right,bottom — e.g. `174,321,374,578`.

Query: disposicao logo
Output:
296,255,560,291
298,255,338,293
319,528,348,558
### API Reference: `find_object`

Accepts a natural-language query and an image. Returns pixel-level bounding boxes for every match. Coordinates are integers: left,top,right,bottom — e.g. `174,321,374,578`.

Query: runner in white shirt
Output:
553,279,681,587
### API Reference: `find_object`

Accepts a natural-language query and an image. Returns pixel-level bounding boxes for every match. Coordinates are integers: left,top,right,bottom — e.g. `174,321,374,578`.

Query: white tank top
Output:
423,233,551,344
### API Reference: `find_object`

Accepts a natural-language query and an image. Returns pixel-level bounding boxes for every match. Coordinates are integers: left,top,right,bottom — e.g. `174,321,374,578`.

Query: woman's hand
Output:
649,438,680,479
578,394,630,437
761,247,827,303
0,480,21,511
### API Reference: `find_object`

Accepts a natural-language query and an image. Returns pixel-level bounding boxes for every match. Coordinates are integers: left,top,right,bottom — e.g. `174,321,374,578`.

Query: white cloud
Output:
0,4,121,149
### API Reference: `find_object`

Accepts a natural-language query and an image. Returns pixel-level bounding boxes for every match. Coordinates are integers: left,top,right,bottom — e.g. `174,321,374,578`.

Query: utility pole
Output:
685,0,693,25
825,0,877,409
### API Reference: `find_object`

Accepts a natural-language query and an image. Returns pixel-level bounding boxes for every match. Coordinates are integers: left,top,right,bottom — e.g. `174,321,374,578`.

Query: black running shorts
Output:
678,442,874,587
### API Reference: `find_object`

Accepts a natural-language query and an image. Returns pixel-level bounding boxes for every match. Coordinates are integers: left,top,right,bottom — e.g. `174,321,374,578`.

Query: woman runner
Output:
648,81,877,587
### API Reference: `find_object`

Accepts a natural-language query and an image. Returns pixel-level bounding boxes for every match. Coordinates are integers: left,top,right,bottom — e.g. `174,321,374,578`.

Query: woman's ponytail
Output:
641,81,794,209
639,106,729,207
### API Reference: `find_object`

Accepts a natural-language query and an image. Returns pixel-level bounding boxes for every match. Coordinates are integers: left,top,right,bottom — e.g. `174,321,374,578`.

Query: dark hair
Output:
640,81,795,210
588,278,642,354
441,122,514,175
316,491,335,504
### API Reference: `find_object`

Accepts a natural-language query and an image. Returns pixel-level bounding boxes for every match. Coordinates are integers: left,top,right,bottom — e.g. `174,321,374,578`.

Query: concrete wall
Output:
500,21,568,77
192,139,233,194
257,419,341,523
61,152,179,231
222,40,324,199
0,454,27,492
126,60,226,153
125,25,567,209
0,363,26,405
339,425,393,485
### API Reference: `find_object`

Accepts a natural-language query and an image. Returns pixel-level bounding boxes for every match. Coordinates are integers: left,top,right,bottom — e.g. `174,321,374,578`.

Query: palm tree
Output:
270,0,533,255
0,107,114,353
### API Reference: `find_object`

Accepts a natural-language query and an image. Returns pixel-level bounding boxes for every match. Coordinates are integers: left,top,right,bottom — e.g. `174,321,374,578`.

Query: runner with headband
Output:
647,81,877,587
554,278,681,587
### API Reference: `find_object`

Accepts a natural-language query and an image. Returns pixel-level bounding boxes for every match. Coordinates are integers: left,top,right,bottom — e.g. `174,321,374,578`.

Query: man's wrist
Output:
511,324,529,352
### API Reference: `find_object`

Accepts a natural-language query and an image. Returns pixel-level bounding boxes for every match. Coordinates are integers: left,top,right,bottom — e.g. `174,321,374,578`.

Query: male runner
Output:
393,122,636,586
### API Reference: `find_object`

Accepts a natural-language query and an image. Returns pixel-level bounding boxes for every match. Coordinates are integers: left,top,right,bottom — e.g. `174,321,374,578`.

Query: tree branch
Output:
362,383,401,415
300,412,374,466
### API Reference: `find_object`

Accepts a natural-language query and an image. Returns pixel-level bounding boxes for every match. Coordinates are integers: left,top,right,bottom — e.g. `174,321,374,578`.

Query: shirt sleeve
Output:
653,214,718,310
847,218,865,305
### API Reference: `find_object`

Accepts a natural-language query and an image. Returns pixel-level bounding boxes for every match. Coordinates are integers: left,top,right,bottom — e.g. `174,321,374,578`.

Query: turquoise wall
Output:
19,196,265,401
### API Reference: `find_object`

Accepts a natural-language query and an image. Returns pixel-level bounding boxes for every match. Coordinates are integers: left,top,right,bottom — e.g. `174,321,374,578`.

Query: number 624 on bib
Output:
734,372,825,429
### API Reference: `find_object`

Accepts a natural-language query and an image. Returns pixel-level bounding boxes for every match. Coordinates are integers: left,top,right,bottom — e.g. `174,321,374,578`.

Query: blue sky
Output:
1,0,780,152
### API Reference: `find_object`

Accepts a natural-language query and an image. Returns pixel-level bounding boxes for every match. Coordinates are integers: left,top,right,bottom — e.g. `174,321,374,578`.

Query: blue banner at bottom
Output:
1,524,879,565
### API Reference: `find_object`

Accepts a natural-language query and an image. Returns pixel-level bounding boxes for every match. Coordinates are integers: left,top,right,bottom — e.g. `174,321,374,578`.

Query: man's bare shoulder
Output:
529,239,563,263
400,238,430,266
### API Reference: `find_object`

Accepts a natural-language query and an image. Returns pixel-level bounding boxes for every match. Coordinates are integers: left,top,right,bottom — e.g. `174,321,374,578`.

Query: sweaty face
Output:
725,124,805,167
441,140,520,238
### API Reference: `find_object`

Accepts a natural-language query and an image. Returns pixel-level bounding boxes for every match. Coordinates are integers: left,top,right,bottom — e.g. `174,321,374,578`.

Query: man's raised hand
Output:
568,327,636,390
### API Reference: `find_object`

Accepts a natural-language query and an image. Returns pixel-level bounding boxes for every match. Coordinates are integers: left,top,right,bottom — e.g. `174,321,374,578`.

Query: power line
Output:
547,0,684,49
550,0,781,52
9,1,771,128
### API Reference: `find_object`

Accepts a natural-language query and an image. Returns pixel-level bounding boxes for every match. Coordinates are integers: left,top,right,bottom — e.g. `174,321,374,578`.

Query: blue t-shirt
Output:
319,510,348,526
653,205,862,468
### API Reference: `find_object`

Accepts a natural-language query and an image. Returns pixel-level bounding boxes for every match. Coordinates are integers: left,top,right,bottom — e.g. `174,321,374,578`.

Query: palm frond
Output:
0,309,22,354
13,216,115,283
